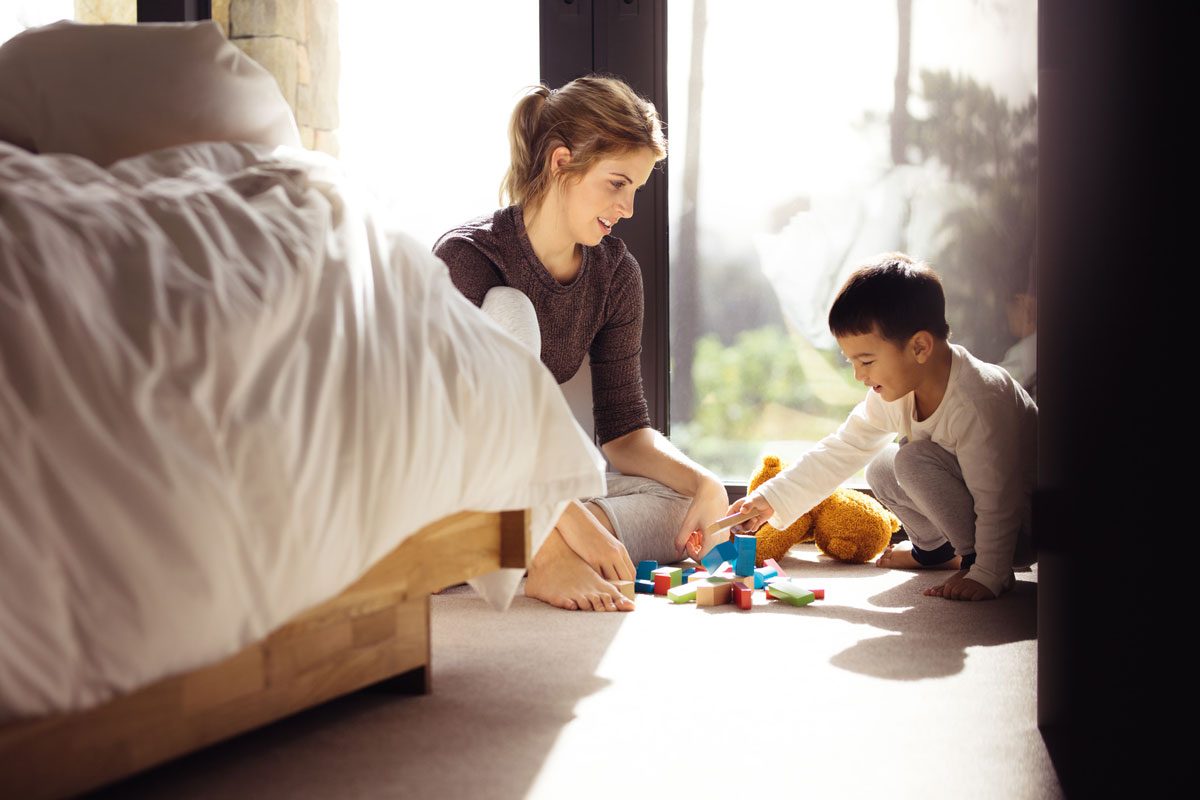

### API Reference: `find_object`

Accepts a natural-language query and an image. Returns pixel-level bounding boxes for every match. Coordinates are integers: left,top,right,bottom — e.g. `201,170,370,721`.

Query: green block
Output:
667,583,698,603
652,566,684,587
767,579,816,607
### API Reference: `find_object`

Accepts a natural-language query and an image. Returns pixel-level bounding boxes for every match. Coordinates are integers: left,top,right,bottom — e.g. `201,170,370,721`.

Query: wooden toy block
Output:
612,580,635,600
735,534,756,577
731,582,752,610
811,588,824,600
681,567,696,583
753,565,779,589
687,570,711,583
652,566,683,587
767,579,816,607
667,583,698,604
634,579,656,594
703,508,758,537
732,575,753,589
764,558,786,578
637,560,659,581
695,577,733,607
653,574,672,595
700,543,727,575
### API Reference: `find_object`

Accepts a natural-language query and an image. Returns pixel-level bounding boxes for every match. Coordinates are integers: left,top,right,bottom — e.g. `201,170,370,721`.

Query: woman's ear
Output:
549,145,572,176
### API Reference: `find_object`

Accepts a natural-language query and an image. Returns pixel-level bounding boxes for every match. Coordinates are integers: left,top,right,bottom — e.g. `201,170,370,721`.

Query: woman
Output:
434,76,726,612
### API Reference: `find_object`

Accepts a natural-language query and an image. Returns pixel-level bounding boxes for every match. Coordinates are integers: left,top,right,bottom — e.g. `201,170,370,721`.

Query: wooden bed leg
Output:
366,593,432,696
368,664,430,695
499,509,530,569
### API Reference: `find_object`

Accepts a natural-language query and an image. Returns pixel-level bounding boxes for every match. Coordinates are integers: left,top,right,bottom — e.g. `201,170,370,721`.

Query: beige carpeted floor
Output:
97,544,1060,799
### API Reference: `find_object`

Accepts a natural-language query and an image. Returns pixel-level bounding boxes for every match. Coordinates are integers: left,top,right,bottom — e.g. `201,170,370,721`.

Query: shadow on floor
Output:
734,547,1038,681
90,587,629,800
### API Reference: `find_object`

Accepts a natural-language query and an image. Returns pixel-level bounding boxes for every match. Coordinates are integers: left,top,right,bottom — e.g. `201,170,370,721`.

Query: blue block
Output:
681,567,696,583
637,560,659,581
700,542,728,574
735,535,757,577
753,565,779,589
702,540,739,575
634,579,656,594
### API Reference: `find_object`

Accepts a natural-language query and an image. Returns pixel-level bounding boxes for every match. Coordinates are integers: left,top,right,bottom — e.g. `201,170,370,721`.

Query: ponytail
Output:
499,75,666,210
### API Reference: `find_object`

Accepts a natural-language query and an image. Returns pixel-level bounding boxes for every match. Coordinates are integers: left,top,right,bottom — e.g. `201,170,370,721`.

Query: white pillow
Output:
0,20,300,165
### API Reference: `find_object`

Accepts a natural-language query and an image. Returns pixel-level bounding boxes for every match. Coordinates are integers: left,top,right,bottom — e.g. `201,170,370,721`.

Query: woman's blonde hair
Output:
501,75,666,208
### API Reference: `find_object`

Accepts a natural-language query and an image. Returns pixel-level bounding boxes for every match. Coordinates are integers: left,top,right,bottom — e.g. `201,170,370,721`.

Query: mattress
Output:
0,140,604,719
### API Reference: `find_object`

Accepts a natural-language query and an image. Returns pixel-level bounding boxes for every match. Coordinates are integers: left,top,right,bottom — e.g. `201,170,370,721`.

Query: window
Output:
2,1,78,43
667,0,1038,484
338,3,539,250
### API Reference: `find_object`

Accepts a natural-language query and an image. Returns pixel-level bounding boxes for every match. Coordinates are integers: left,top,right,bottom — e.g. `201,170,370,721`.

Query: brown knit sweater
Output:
433,205,650,445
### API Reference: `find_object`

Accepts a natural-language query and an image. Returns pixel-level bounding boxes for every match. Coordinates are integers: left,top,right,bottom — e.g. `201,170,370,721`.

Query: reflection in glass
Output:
668,0,1037,482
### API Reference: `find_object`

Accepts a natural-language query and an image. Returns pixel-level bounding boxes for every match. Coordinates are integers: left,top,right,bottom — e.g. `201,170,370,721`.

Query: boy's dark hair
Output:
828,252,951,343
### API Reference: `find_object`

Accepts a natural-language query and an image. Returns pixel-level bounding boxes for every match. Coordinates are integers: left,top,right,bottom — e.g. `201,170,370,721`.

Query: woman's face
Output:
557,147,658,246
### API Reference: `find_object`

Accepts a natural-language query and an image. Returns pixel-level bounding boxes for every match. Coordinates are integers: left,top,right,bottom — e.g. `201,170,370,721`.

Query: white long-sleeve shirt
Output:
756,344,1037,596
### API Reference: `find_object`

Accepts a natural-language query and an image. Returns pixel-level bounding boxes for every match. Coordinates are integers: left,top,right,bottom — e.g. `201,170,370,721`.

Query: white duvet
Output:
0,141,605,720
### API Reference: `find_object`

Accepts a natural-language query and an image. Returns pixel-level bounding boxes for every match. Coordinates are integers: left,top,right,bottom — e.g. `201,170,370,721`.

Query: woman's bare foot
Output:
524,527,635,612
875,543,961,570
554,501,636,582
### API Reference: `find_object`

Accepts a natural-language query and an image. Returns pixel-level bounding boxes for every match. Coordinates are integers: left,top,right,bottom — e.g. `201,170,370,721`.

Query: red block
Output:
732,582,752,610
811,588,824,600
653,574,672,595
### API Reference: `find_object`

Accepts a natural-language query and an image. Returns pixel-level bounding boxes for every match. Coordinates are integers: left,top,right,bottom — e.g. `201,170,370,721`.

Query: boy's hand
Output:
727,493,774,535
924,569,996,601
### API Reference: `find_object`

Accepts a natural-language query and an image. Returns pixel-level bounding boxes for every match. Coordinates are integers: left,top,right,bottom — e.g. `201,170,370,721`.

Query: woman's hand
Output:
558,501,636,582
727,492,775,535
674,476,732,560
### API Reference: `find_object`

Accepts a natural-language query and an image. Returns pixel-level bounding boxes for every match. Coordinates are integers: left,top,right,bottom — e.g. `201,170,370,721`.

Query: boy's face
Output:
836,328,925,402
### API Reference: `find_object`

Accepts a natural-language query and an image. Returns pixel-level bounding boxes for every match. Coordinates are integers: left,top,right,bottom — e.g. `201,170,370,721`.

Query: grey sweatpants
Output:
480,287,690,565
866,438,1033,567
582,474,691,565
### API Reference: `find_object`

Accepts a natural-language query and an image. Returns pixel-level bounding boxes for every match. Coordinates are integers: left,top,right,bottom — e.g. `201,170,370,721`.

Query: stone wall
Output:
72,0,338,157
73,1,135,24
215,0,339,156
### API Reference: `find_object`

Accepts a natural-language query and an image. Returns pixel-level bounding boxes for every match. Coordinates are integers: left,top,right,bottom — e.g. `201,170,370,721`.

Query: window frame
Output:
136,0,210,22
540,0,748,499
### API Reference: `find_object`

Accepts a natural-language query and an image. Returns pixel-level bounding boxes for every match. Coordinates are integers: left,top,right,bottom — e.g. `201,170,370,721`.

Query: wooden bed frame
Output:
0,508,529,799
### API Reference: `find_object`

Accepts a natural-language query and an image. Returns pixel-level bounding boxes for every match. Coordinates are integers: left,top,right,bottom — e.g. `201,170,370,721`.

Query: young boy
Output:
729,253,1037,600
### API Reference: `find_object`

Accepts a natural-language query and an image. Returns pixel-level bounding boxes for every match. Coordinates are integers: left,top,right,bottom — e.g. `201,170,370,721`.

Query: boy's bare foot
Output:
524,527,635,612
875,543,961,570
924,569,996,601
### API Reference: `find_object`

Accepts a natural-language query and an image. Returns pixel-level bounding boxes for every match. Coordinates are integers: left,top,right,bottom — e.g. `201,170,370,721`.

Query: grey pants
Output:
583,474,691,565
866,439,1032,566
480,288,690,565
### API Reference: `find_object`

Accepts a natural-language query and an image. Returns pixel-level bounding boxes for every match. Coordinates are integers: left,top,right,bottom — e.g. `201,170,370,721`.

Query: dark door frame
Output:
137,0,211,22
540,0,670,436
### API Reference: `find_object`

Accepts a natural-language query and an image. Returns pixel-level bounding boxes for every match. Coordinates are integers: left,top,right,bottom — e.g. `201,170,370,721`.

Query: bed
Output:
0,65,604,796
0,510,530,799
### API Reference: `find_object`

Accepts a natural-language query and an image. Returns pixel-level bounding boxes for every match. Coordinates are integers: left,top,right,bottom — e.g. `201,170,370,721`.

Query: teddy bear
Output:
740,455,901,565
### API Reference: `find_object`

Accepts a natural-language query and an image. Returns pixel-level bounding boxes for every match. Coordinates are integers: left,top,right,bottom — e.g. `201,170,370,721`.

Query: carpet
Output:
97,544,1059,799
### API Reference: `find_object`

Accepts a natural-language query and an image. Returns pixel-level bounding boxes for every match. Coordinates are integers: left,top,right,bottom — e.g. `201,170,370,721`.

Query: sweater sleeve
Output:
756,390,898,528
954,400,1025,597
433,237,503,308
589,253,651,445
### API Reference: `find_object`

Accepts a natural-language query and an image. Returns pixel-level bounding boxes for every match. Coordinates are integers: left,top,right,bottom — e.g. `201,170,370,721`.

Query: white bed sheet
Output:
0,141,605,720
